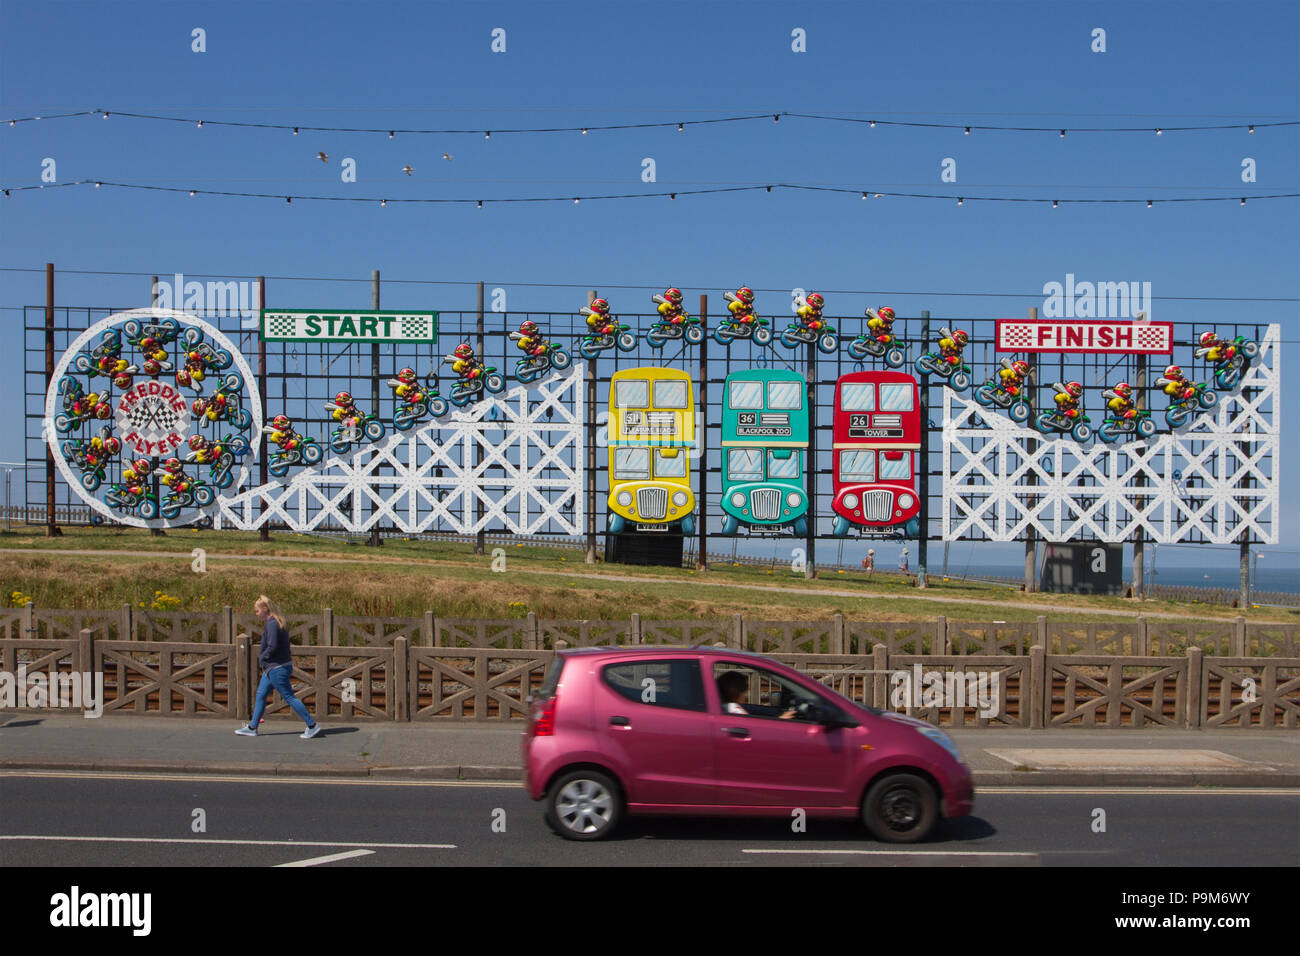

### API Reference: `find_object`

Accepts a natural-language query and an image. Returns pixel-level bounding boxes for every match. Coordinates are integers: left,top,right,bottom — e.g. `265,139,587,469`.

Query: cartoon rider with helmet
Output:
387,367,429,405
582,298,615,335
652,288,689,326
997,358,1032,397
445,343,484,382
797,292,826,332
938,327,969,366
263,414,303,452
324,391,365,432
1052,381,1084,420
514,320,549,358
1103,382,1138,420
865,306,897,344
1157,364,1195,402
725,287,758,327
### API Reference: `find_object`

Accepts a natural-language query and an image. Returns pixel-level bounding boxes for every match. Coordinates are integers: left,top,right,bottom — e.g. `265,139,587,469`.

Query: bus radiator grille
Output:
862,490,894,522
637,487,668,520
750,489,781,521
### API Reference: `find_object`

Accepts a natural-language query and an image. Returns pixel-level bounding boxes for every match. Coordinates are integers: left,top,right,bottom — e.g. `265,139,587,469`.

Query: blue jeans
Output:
250,664,314,728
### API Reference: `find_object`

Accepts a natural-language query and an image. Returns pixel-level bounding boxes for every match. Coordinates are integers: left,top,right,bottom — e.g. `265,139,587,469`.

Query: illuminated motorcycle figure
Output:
104,458,161,519
122,316,179,378
159,457,215,518
61,426,121,492
849,307,906,367
325,390,386,452
716,287,772,346
74,329,138,390
264,415,323,477
185,433,250,489
974,358,1034,423
1034,381,1093,443
1159,364,1217,428
176,331,234,391
578,299,637,358
913,328,973,391
388,367,449,429
1097,382,1156,442
1195,331,1259,390
53,377,113,434
444,343,506,407
780,292,839,353
510,321,573,383
647,288,704,348
192,372,252,431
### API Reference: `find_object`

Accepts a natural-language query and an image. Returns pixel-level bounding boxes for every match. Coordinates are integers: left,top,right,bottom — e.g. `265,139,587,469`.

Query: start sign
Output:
260,310,437,343
995,319,1173,354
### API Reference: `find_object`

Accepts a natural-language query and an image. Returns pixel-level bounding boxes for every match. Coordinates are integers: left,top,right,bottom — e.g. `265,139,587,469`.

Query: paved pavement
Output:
2,713,1297,786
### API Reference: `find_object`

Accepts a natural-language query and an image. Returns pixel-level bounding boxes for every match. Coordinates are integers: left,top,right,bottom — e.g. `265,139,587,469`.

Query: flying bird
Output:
317,151,328,163
402,165,414,176
442,152,452,161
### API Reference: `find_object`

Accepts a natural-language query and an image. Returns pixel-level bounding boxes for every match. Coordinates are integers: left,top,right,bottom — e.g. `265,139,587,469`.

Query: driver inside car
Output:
717,670,797,719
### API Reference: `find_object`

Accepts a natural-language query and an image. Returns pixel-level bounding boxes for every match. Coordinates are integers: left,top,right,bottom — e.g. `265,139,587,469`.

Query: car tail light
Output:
532,697,557,736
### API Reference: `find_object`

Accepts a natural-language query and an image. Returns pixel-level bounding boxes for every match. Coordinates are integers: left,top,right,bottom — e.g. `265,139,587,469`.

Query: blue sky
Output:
1,0,1296,571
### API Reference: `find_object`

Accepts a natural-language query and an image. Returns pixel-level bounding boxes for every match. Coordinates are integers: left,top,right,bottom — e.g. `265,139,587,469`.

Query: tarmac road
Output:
2,772,1296,867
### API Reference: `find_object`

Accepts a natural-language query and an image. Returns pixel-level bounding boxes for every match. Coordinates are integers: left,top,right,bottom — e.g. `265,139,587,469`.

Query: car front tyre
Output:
862,772,938,844
545,770,623,841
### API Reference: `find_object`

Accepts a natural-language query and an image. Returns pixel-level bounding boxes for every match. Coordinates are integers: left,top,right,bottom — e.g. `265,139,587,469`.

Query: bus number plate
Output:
736,426,792,437
849,427,902,438
637,523,669,532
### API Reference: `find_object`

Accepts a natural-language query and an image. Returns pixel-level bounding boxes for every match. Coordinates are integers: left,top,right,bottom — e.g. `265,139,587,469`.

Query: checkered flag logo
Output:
400,316,430,339
1136,325,1168,350
1001,324,1033,349
266,315,296,337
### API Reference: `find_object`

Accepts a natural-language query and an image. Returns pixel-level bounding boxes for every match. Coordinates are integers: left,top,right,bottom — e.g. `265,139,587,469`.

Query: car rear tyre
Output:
545,770,623,841
862,773,938,844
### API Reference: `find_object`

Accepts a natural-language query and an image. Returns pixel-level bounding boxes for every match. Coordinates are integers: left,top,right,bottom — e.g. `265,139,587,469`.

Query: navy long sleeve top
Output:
258,617,292,671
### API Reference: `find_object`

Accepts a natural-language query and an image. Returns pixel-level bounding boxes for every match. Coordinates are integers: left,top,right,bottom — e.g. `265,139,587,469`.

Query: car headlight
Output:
898,493,915,510
917,726,964,764
672,491,688,507
786,491,801,507
730,492,746,507
616,491,632,507
843,493,859,509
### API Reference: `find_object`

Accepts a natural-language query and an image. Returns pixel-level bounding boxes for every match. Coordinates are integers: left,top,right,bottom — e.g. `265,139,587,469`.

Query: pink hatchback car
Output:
523,646,974,842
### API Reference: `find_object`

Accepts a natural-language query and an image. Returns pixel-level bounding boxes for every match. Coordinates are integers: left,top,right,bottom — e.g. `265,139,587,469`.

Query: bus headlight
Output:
672,491,689,507
730,492,746,508
898,493,915,510
786,492,801,507
616,491,633,507
843,493,859,509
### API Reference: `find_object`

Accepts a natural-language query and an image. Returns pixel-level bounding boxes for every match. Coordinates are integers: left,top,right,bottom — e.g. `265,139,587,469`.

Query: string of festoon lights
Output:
3,179,1296,208
5,108,1296,138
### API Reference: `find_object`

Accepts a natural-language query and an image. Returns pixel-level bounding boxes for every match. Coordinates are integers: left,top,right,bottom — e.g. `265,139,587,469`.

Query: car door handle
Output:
609,716,630,726
721,727,750,738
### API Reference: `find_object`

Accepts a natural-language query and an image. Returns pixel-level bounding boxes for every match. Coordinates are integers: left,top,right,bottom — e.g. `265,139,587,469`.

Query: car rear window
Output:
537,657,565,699
601,659,705,712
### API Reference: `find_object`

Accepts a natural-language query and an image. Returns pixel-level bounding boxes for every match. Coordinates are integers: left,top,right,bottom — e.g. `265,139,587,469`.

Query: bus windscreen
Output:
840,382,875,410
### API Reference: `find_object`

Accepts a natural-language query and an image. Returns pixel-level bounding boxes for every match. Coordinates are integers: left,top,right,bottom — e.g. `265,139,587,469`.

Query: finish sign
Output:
260,310,438,343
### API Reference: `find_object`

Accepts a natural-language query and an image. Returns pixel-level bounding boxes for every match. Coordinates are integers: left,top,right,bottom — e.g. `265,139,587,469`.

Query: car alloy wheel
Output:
547,770,622,841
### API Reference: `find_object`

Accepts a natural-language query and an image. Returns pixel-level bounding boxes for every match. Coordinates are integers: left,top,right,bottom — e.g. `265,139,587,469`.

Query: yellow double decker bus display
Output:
607,367,696,535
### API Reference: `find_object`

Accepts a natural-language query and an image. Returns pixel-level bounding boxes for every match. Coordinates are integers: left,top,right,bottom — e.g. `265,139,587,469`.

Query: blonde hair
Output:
255,595,287,629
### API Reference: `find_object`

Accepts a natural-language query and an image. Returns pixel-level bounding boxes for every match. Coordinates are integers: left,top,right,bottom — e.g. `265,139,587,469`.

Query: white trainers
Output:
235,725,258,737
301,723,322,739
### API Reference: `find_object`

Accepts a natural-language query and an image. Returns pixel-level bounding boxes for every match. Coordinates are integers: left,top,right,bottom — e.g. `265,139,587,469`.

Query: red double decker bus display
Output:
831,370,922,538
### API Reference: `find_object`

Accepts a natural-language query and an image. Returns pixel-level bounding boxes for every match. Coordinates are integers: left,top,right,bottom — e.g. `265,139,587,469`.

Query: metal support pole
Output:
804,346,817,579
1133,352,1146,598
697,293,708,571
918,309,931,587
1239,539,1250,609
474,280,486,555
45,263,60,537
1023,306,1037,591
369,270,383,547
585,289,598,564
258,276,269,541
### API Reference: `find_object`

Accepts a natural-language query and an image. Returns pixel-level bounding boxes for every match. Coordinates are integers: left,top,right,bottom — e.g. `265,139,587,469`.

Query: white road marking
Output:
977,786,1298,796
275,848,375,867
0,835,455,849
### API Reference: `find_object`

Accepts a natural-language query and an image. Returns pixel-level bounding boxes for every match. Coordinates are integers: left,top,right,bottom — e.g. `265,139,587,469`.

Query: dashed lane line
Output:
275,849,376,867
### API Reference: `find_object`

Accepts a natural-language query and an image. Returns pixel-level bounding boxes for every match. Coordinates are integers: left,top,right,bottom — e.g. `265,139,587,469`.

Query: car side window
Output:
602,660,706,712
712,662,826,722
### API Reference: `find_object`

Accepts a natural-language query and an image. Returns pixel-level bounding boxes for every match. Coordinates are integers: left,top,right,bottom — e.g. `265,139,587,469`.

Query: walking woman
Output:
235,594,322,738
